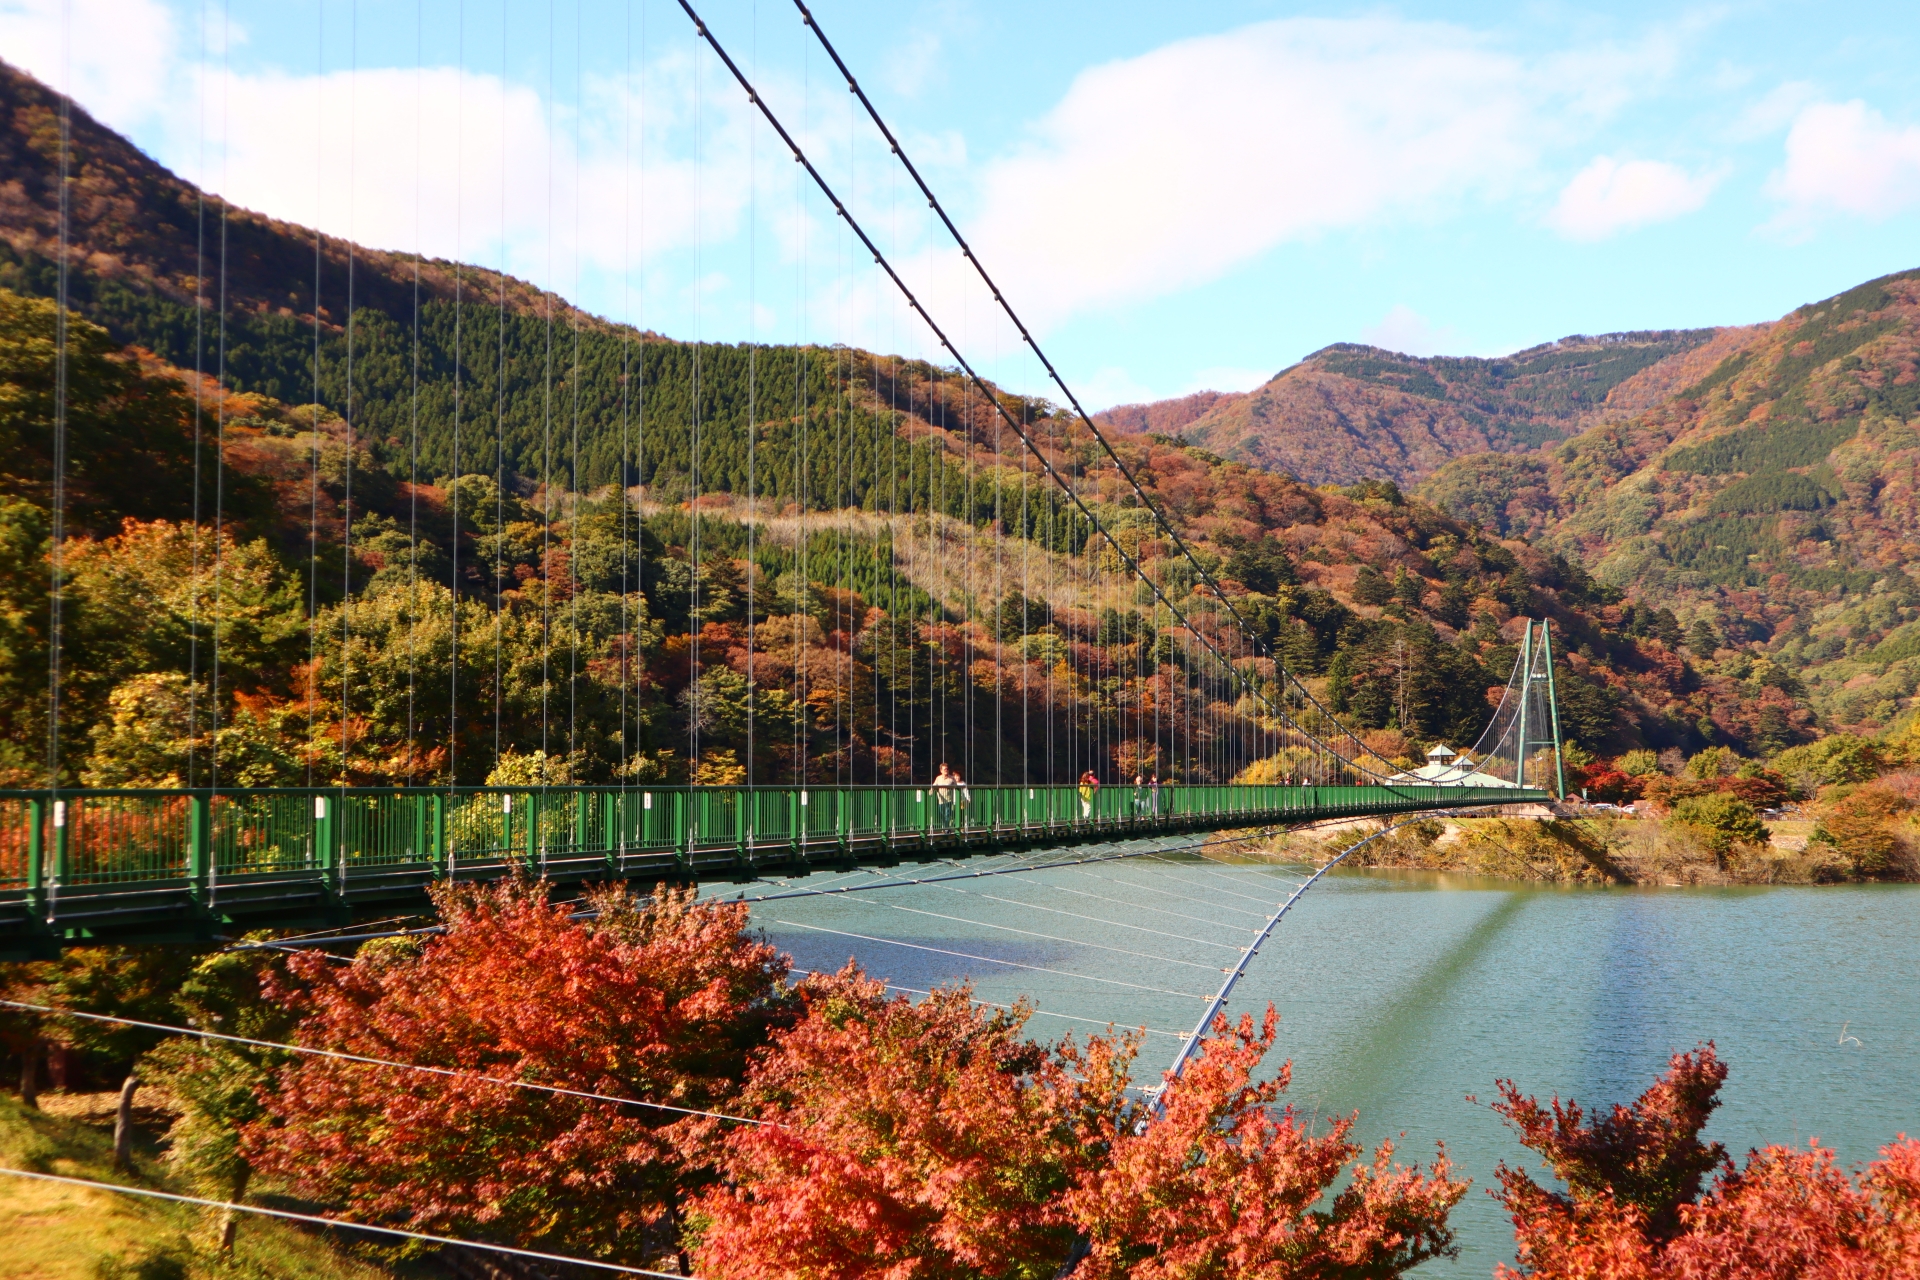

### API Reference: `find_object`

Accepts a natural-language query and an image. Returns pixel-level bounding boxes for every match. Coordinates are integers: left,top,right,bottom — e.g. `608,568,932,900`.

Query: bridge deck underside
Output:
0,782,1544,954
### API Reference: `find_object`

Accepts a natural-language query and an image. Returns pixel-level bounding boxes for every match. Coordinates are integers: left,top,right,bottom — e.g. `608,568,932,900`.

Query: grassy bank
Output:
0,1091,409,1280
1254,813,1895,886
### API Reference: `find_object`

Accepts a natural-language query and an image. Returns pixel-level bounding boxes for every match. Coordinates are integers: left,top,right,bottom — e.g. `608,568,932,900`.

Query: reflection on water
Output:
751,860,1920,1275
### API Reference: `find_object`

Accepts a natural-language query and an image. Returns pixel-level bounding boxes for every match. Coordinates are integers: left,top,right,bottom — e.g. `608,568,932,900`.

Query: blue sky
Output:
6,0,1920,408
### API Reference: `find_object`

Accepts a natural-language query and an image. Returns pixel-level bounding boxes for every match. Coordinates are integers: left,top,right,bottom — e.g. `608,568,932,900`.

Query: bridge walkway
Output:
0,780,1542,953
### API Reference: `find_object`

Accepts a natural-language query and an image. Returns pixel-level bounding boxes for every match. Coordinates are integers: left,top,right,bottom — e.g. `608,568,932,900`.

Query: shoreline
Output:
1240,812,1918,887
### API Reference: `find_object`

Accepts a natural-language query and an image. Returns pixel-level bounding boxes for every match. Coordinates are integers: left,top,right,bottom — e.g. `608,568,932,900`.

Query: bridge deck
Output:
0,782,1544,953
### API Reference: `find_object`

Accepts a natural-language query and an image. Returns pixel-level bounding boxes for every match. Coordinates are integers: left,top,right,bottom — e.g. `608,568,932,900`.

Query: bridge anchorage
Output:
0,620,1562,957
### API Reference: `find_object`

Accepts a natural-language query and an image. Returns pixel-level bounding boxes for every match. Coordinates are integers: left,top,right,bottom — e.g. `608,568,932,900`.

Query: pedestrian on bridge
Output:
933,763,958,828
1078,769,1101,820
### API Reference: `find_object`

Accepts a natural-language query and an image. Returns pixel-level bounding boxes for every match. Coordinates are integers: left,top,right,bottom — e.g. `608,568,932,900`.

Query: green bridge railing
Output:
0,781,1545,951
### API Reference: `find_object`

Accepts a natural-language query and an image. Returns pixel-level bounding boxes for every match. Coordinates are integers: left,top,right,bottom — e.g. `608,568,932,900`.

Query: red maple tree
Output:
693,979,1465,1280
1064,1007,1467,1280
245,879,789,1266
1493,1044,1920,1279
689,964,1114,1280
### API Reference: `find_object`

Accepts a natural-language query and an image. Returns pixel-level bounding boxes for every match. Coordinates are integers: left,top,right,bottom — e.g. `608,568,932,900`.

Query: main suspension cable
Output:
673,0,1379,778
786,0,1401,781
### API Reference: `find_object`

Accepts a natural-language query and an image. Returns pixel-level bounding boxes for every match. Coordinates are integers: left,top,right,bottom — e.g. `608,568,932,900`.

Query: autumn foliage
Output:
691,973,1464,1280
227,886,1920,1279
689,967,1102,1280
1064,1006,1467,1280
1492,1043,1920,1279
245,879,789,1263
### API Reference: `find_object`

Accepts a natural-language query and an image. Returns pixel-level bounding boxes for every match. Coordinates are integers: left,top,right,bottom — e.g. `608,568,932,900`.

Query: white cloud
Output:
1079,365,1160,411
180,56,762,295
1729,80,1817,141
949,16,1673,332
1183,366,1271,394
1547,155,1721,239
0,0,177,132
1359,305,1467,356
1766,100,1920,225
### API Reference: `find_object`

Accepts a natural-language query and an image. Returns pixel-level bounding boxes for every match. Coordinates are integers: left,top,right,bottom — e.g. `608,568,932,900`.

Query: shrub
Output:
1770,736,1883,795
1583,769,1645,804
1665,793,1769,857
1813,784,1912,876
1683,746,1739,780
1616,749,1660,777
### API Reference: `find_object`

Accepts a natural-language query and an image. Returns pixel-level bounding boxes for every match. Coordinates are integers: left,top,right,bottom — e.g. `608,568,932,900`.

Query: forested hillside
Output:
1096,329,1732,486
1418,267,1920,740
0,55,1854,802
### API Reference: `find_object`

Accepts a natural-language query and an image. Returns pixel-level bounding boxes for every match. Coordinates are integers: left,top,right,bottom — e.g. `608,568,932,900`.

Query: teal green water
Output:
750,860,1920,1275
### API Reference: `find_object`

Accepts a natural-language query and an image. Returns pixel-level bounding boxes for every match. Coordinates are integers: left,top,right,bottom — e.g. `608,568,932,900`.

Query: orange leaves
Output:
695,991,1464,1280
692,966,1091,1280
1494,1046,1920,1280
247,879,789,1265
1067,1007,1465,1280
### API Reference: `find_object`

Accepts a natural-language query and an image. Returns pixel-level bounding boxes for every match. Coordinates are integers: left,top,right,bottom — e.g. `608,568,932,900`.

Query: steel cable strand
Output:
0,1170,686,1278
924,883,1247,954
1157,810,1494,1094
786,970,1187,1039
786,0,1411,786
0,999,771,1125
675,0,1404,791
805,897,1232,974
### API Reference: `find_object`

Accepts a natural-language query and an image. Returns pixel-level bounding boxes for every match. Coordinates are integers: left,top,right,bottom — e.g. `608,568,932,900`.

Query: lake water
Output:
742,857,1920,1276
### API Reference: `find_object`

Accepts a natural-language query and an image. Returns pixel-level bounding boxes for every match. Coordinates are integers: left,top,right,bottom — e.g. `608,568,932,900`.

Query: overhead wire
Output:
0,1169,681,1279
786,969,1187,1040
757,918,1215,1001
0,999,772,1126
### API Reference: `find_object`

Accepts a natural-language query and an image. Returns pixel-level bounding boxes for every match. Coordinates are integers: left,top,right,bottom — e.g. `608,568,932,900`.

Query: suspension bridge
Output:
0,613,1561,955
4,0,1570,967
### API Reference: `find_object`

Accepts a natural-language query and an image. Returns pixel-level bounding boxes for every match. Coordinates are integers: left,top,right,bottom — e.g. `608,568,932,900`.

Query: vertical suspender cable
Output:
688,2,704,779
406,0,421,781
620,0,633,780
211,0,230,793
569,0,583,776
46,0,71,791
306,0,324,787
540,0,555,769
491,0,507,773
341,0,358,781
743,0,757,787
447,0,464,786
187,0,207,788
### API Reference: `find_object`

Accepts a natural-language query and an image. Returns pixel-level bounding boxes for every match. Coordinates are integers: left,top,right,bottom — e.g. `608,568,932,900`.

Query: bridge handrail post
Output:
732,787,747,867
52,794,69,893
606,791,621,873
526,790,541,875
187,793,210,905
26,796,44,917
789,789,802,863
313,794,333,887
430,793,447,878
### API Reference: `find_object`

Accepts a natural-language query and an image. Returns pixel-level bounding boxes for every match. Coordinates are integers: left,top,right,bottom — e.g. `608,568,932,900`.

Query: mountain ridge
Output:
1096,328,1741,486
